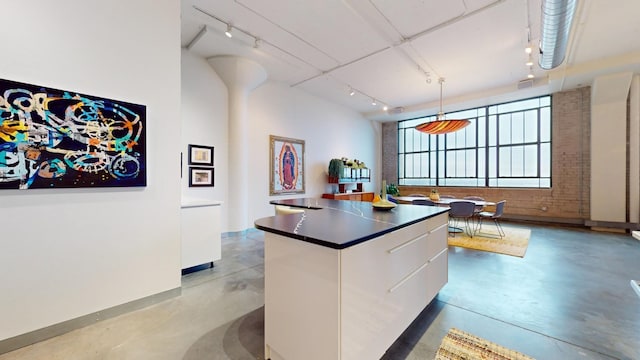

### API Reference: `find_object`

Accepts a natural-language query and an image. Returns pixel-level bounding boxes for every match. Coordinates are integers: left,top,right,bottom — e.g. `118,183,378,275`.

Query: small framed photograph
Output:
189,167,214,187
188,144,214,166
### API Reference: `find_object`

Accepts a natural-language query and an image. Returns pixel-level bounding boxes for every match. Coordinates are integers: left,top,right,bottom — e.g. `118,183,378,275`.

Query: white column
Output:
630,75,640,224
590,72,632,226
208,56,267,231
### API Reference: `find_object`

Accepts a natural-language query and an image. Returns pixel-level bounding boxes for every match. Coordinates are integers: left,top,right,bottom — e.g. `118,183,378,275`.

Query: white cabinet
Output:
180,200,222,269
264,212,448,360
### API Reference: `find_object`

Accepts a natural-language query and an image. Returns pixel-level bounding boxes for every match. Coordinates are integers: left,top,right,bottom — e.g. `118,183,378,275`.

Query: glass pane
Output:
540,107,551,142
499,147,511,176
511,146,524,176
405,129,413,151
511,112,524,144
540,178,551,187
456,150,466,176
540,143,551,177
405,154,414,177
524,110,538,143
478,116,486,147
498,98,540,113
446,150,456,177
488,147,497,177
466,120,477,147
524,145,538,176
478,148,486,177
488,115,497,146
398,154,404,179
466,149,476,176
489,105,497,115
398,129,405,153
540,96,551,107
499,114,512,144
412,130,422,152
431,152,438,177
420,132,429,151
420,152,429,177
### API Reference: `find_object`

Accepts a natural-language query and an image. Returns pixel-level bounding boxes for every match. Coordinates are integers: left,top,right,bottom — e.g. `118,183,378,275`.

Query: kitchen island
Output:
255,198,449,360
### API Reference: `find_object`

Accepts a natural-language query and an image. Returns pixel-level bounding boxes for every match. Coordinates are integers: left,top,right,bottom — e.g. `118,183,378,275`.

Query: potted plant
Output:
328,158,344,183
386,183,399,196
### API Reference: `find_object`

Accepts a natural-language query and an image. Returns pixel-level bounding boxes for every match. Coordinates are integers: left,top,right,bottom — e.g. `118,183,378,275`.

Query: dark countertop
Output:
254,198,449,249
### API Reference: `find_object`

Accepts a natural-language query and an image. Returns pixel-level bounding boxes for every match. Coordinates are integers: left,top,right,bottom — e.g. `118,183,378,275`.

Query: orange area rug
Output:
448,226,531,258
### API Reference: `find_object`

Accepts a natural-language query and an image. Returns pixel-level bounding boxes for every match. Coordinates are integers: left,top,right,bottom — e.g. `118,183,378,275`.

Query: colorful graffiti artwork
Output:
0,78,146,189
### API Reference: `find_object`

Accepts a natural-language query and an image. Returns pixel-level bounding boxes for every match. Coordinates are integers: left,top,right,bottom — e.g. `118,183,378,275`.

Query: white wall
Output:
181,53,378,231
248,82,379,223
591,72,633,223
0,1,181,341
181,50,228,223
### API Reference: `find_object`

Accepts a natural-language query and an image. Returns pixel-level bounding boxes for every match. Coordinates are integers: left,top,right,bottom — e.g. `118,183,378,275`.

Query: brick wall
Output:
381,87,591,224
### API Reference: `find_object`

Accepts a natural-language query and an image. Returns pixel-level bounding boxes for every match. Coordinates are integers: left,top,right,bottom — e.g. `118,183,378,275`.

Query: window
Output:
398,95,551,188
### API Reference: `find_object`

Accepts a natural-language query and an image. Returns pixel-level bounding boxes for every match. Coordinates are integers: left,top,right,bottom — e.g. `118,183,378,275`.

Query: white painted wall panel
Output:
0,0,181,340
590,73,632,223
630,75,640,223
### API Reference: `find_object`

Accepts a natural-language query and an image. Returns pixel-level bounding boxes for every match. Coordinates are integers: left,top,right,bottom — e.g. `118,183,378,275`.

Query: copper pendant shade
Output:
415,78,470,135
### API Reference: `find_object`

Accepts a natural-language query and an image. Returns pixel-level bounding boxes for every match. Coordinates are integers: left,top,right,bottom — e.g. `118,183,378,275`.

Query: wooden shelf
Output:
322,191,375,202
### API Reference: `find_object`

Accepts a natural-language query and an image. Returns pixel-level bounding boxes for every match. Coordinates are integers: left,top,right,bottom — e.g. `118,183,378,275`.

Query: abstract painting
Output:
269,135,304,195
0,78,146,189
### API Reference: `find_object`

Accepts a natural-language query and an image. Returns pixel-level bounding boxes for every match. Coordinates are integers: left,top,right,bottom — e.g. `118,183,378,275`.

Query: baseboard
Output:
0,287,181,355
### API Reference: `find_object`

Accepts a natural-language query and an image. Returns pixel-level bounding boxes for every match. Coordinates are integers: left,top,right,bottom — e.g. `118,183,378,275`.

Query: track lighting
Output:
383,105,389,111
371,99,377,106
349,88,355,96
525,46,532,54
526,58,534,67
225,24,233,38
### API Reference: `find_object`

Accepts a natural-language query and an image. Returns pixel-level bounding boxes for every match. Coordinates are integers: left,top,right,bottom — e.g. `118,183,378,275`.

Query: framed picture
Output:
270,135,305,195
189,167,214,187
188,144,214,166
0,78,146,189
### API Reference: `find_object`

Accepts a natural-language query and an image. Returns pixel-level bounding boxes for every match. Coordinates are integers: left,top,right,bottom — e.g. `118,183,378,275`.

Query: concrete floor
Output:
1,222,639,360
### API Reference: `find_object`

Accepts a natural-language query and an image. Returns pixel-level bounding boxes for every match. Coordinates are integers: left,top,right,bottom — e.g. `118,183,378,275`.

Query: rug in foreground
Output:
447,226,531,257
435,328,536,360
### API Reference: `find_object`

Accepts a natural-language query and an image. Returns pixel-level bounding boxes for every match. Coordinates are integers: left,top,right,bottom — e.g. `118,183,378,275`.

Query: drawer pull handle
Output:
388,233,428,254
389,260,430,293
430,223,448,233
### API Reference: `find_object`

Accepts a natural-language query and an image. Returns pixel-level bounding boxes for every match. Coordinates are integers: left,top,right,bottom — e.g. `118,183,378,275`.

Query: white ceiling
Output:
181,0,640,121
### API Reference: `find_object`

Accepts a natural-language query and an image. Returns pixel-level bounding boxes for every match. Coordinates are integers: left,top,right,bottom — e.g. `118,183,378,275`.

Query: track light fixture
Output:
349,88,355,96
383,105,389,111
225,24,233,38
371,99,377,106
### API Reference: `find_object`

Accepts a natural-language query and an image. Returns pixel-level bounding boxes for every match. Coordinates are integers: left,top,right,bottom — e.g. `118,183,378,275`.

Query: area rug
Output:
435,327,536,360
447,226,531,257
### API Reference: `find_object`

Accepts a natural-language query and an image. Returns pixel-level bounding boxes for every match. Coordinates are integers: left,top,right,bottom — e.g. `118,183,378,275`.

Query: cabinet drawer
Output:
341,214,448,297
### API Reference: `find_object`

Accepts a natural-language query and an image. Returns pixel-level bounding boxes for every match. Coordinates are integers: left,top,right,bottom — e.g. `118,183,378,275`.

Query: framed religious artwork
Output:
269,135,305,195
188,144,214,167
189,167,214,187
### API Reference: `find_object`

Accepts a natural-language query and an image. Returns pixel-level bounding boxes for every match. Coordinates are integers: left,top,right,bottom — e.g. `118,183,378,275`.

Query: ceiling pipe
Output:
539,0,577,70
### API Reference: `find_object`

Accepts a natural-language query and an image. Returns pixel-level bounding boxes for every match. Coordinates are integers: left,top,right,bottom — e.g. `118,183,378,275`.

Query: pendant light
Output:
415,78,470,135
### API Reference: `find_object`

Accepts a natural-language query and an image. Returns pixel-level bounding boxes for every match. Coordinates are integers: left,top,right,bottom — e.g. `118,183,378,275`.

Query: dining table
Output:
392,196,496,207
392,196,496,236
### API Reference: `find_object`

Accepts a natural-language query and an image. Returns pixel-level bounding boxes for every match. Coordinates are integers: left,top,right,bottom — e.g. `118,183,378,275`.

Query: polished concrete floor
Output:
1,222,639,360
